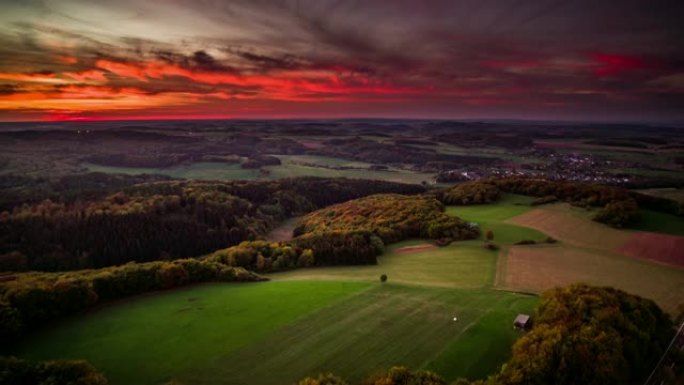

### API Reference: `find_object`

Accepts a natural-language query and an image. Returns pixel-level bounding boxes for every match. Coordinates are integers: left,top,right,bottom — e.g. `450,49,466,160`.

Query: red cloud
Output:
591,54,649,77
64,70,108,82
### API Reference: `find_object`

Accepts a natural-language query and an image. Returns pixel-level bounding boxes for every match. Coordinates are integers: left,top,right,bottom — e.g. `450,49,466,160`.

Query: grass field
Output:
272,240,498,289
629,209,684,236
446,194,548,245
15,281,537,385
16,281,368,385
83,158,435,185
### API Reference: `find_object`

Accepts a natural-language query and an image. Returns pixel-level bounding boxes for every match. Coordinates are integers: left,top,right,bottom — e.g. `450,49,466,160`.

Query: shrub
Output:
380,274,388,283
297,249,315,267
0,356,108,385
297,373,348,385
361,366,446,385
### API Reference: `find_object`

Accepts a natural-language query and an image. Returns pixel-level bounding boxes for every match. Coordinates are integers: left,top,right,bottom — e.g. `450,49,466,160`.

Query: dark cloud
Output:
0,0,682,121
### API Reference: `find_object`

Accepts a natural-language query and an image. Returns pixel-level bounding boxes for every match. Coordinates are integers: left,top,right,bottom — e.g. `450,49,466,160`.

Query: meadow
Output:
14,281,536,385
445,194,548,245
630,209,684,236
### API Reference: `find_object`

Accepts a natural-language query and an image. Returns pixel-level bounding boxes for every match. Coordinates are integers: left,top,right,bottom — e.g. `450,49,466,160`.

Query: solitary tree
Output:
380,274,388,283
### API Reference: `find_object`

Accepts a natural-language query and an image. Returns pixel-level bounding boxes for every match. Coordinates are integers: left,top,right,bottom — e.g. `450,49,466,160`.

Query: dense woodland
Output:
0,177,424,271
0,173,172,212
292,194,479,263
436,181,501,205
0,259,263,347
489,284,674,385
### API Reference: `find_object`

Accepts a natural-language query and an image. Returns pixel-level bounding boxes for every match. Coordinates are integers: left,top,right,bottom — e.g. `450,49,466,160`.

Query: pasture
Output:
446,194,548,245
629,209,684,236
14,281,537,385
273,240,498,289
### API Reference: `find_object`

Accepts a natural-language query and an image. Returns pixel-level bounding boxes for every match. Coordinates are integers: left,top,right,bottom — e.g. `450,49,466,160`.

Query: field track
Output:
394,244,437,254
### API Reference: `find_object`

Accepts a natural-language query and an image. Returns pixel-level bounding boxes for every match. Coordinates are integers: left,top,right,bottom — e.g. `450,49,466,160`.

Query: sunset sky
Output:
0,0,683,122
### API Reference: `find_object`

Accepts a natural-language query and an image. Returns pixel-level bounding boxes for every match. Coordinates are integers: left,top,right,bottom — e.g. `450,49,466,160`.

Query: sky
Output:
0,0,683,122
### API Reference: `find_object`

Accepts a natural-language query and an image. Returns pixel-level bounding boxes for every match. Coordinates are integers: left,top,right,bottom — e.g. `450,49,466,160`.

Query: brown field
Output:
508,203,684,267
620,232,684,266
394,244,437,254
507,204,629,251
497,244,684,313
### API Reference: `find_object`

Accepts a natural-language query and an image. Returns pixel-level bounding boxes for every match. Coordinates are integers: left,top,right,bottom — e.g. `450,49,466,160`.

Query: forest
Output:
0,177,424,271
292,194,479,262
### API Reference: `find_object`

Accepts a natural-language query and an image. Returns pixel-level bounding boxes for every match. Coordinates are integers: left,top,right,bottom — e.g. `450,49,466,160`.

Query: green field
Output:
15,281,536,385
273,239,497,288
446,194,548,245
83,157,435,185
16,281,367,385
629,209,684,236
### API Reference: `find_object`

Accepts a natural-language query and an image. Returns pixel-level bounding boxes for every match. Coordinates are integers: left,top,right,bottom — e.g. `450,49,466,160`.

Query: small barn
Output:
513,314,530,330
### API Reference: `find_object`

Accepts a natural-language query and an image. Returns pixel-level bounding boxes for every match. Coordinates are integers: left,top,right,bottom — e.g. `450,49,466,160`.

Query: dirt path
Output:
265,217,301,242
393,244,437,254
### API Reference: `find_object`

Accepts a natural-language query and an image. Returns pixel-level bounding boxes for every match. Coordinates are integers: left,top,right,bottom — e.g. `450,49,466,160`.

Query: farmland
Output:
498,244,684,313
5,184,684,385
445,194,548,245
273,239,497,288
84,156,435,185
499,202,684,312
13,281,536,385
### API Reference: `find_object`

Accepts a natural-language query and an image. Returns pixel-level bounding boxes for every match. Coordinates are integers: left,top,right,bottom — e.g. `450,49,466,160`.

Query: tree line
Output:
205,240,315,272
0,177,424,272
0,259,263,348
